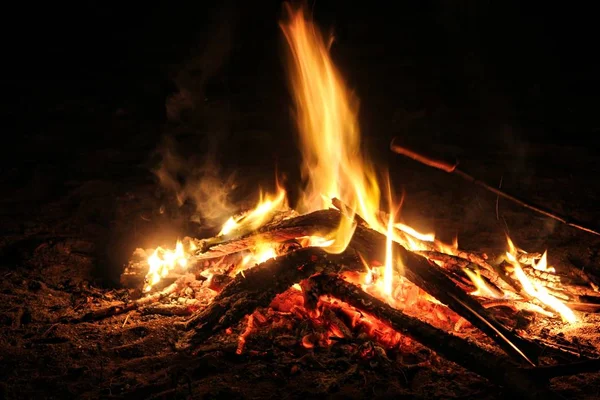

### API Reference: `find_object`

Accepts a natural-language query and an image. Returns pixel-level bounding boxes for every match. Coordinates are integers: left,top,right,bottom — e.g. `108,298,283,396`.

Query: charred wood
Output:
180,246,363,346
346,220,541,365
304,273,557,400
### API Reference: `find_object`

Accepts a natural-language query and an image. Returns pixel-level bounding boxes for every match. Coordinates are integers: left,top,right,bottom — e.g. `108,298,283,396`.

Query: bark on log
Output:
191,210,340,260
305,273,557,400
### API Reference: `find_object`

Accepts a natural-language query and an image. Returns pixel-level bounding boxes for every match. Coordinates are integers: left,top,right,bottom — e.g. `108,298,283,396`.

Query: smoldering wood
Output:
343,216,541,365
524,358,600,380
303,273,557,400
179,246,364,346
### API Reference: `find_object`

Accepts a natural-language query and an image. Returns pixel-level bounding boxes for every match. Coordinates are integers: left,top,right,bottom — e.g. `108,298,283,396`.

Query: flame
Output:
144,239,197,292
383,212,395,296
232,241,279,275
394,222,435,242
218,187,287,236
297,235,336,248
505,236,577,323
464,268,502,298
532,251,555,273
280,5,436,300
280,5,381,253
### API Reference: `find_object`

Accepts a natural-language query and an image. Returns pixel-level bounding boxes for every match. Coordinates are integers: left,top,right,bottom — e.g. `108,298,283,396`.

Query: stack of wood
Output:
102,206,600,399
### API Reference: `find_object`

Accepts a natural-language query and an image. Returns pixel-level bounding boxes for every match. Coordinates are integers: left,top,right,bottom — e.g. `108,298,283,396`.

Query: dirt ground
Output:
2,126,600,399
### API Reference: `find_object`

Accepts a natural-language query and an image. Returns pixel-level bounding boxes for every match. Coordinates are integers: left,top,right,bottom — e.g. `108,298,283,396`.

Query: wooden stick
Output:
414,250,504,295
305,274,557,400
390,138,600,236
65,275,198,323
140,304,196,316
191,209,342,260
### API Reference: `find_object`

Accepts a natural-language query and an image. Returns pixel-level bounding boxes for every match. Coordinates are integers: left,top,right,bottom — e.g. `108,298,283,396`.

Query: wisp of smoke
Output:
153,137,237,228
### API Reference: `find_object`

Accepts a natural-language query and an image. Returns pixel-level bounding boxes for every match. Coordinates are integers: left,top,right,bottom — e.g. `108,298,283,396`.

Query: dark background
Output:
1,0,599,222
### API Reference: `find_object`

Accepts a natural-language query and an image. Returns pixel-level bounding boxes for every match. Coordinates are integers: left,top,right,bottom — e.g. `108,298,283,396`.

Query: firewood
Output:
500,261,600,310
346,219,541,365
304,273,557,400
414,250,504,295
524,358,600,380
140,304,196,317
184,208,538,364
178,246,363,346
190,209,341,260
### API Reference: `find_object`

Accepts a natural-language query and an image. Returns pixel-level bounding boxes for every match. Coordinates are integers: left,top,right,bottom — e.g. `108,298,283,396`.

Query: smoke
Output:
156,1,242,228
153,136,237,228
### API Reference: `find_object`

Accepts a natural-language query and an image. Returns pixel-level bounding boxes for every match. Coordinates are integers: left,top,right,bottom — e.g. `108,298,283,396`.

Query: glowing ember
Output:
505,236,577,323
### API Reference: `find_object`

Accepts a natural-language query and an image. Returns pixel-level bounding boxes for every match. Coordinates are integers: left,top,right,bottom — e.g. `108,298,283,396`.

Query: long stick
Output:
390,138,600,236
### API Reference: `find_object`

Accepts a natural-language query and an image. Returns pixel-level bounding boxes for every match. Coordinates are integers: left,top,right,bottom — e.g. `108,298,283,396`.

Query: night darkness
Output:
2,1,600,399
4,2,600,168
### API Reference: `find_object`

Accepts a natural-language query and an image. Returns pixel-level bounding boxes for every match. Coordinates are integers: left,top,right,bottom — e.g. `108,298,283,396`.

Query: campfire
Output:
71,4,600,399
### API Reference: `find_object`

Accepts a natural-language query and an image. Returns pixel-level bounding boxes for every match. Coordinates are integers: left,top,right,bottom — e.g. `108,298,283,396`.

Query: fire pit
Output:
3,3,600,400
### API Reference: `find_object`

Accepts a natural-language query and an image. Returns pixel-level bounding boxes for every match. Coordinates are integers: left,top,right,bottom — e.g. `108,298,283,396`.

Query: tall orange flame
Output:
280,4,381,253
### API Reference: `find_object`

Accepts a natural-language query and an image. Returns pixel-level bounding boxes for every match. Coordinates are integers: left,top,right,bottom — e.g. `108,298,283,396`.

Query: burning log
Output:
303,273,558,400
179,246,363,346
390,138,600,237
414,250,504,294
190,209,341,260
499,261,600,311
175,208,538,364
347,221,541,365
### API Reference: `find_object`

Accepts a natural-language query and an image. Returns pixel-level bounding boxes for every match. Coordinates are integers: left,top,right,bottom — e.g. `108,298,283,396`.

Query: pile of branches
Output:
82,207,600,399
